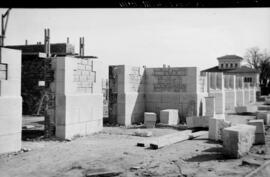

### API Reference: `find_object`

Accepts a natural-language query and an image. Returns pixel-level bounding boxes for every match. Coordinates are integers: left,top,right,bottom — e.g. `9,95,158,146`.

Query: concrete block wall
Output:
109,65,145,125
0,48,22,154
145,67,207,122
55,56,103,139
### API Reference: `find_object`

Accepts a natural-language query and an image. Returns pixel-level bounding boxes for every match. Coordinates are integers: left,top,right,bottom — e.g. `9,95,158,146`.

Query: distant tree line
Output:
245,47,270,95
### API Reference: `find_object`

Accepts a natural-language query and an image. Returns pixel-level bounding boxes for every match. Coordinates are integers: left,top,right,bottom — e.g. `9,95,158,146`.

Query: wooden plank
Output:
149,130,192,149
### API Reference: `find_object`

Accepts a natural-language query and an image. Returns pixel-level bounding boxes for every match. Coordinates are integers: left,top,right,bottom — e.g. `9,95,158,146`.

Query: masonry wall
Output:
145,67,207,122
0,48,22,154
109,65,145,125
55,57,103,139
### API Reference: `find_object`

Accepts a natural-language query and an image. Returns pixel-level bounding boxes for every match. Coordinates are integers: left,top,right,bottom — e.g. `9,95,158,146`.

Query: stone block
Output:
144,112,156,128
248,120,265,134
186,116,209,128
265,98,270,105
208,117,231,141
254,133,265,145
160,109,179,125
235,105,257,114
256,112,270,125
223,124,256,158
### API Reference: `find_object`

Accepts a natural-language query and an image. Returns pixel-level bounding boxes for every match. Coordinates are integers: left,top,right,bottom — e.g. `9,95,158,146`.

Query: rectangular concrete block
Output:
186,116,209,128
144,112,157,128
160,109,179,125
223,124,256,158
208,117,231,141
256,112,270,125
248,119,265,134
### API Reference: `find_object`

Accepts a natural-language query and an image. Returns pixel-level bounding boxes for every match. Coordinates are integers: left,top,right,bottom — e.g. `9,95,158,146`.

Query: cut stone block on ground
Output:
186,116,209,128
248,120,265,134
160,109,179,125
223,124,256,158
144,112,157,128
208,117,231,141
256,112,270,125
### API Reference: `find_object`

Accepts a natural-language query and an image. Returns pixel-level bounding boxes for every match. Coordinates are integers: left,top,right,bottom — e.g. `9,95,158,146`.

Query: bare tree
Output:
244,47,263,70
245,47,270,95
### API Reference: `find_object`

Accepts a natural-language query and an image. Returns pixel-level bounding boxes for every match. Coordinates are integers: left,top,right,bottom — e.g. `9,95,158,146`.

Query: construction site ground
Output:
0,113,270,177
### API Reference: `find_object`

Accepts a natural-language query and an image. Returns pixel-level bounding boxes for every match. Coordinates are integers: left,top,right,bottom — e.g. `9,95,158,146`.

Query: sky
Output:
0,8,270,70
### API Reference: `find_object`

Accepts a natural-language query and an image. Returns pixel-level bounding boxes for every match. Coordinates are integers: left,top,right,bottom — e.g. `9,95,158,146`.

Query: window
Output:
235,63,238,68
244,77,252,82
0,63,8,80
230,63,233,68
226,63,228,68
221,64,223,68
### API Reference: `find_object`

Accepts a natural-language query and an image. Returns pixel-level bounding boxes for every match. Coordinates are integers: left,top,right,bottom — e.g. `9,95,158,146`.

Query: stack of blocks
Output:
208,117,231,141
160,109,179,125
186,116,209,128
223,124,256,158
256,112,270,125
248,119,265,144
144,112,157,128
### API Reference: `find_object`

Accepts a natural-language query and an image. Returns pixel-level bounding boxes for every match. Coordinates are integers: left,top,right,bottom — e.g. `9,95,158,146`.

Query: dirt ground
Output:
0,113,270,177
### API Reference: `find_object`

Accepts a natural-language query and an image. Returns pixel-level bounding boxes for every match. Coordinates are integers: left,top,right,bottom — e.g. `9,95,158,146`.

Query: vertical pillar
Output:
44,28,50,57
205,96,215,117
79,37,84,56
241,76,245,106
232,75,237,108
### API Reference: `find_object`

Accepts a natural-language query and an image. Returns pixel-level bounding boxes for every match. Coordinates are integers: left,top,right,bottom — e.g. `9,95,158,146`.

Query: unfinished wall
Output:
145,67,207,122
109,65,145,125
0,48,22,154
55,57,103,139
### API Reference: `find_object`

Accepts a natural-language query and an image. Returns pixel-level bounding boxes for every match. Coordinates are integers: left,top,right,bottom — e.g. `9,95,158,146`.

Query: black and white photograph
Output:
0,2,270,177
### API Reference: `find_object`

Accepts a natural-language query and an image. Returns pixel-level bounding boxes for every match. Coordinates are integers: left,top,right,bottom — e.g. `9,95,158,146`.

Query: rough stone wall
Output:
0,48,22,154
55,57,103,139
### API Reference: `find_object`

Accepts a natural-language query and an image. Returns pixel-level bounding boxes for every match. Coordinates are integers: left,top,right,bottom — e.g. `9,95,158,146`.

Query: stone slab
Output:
223,124,256,158
160,109,179,125
254,133,265,145
244,160,270,177
208,117,231,141
186,116,210,128
256,112,270,125
248,119,265,134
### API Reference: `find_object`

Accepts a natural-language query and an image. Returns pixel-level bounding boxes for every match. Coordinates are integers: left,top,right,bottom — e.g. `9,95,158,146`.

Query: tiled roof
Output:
217,55,243,60
201,66,259,73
